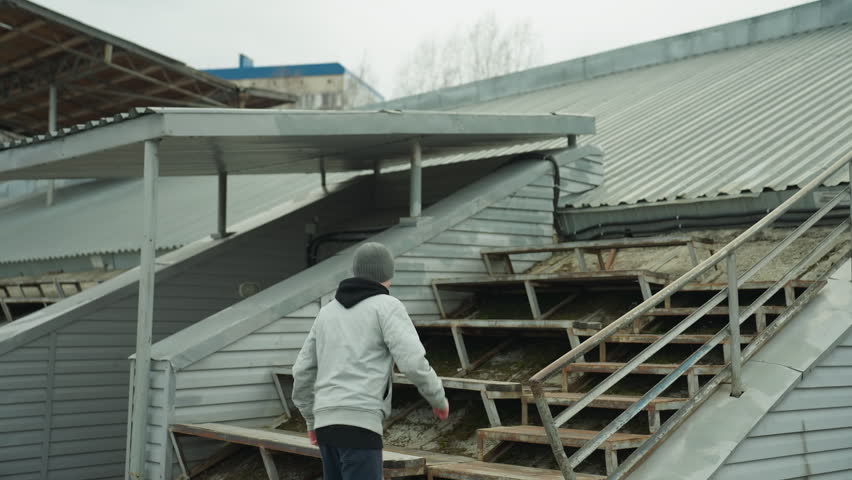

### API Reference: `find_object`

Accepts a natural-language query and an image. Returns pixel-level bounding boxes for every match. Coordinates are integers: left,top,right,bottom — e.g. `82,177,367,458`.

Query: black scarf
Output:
334,277,389,308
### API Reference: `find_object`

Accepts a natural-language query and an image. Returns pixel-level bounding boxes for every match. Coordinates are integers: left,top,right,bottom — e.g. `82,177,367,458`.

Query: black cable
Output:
306,227,389,266
567,208,848,240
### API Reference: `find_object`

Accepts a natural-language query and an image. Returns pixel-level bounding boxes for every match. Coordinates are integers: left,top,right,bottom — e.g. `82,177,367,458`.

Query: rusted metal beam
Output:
0,34,88,75
0,19,45,44
11,27,230,106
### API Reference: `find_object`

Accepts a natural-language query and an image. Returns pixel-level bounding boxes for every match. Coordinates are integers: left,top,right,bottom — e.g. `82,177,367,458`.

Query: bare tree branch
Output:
394,12,542,97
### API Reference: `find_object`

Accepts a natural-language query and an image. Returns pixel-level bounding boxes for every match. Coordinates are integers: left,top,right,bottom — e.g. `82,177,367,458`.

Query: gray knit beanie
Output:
352,242,395,283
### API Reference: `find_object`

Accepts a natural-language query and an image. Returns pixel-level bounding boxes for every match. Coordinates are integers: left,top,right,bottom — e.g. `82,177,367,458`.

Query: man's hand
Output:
433,402,450,421
308,430,317,446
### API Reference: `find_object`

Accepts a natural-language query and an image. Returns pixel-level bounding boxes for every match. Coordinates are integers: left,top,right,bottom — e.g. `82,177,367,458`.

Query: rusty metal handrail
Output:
529,151,852,480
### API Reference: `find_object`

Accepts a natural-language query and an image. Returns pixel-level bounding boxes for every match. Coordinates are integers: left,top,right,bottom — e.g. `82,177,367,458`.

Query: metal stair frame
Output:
525,152,852,480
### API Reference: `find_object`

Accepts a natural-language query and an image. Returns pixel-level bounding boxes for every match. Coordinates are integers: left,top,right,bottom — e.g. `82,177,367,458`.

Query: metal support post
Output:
726,253,744,397
319,157,328,193
849,160,852,281
127,139,160,479
410,139,422,218
46,84,57,207
567,134,577,148
213,172,229,239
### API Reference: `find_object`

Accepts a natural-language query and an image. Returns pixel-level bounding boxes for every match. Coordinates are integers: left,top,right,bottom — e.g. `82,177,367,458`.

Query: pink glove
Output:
308,430,317,446
433,401,450,421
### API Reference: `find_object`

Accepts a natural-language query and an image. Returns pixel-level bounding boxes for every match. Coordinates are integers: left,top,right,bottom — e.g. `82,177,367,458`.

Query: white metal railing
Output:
528,152,852,480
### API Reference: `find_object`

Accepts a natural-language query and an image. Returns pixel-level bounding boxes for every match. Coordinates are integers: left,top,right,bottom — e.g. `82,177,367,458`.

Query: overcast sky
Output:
36,0,812,98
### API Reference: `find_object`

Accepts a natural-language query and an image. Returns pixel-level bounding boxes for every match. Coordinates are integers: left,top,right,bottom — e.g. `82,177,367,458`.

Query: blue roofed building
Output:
205,55,385,109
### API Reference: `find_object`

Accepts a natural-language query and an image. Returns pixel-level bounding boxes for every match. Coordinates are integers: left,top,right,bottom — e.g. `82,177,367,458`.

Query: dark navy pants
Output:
319,444,383,480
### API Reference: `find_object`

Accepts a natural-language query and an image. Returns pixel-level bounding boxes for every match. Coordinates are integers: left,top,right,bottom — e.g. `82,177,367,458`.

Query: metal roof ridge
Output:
373,0,852,112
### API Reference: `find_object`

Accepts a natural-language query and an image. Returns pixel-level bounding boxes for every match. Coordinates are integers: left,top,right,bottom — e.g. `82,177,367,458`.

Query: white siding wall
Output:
712,328,852,479
0,182,376,480
157,156,603,478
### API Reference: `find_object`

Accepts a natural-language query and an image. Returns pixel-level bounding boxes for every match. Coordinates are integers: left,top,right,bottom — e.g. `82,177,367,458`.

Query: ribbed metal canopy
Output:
0,108,595,179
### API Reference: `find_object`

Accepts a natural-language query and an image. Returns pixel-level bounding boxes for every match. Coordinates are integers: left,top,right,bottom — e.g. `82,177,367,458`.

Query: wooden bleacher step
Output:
393,373,521,394
563,361,724,397
413,318,602,330
426,460,605,480
170,423,425,478
569,331,756,344
477,425,649,475
433,270,672,290
565,361,724,376
518,392,687,433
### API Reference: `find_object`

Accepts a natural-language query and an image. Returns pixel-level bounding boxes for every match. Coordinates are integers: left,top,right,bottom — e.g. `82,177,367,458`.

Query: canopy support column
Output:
410,139,422,217
46,84,57,207
213,172,230,239
127,139,160,479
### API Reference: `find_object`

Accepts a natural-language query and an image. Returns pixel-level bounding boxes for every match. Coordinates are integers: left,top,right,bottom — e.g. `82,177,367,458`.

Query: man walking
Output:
292,242,450,480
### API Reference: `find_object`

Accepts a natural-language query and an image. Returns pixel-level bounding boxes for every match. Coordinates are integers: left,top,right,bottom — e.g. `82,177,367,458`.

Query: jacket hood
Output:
335,277,389,308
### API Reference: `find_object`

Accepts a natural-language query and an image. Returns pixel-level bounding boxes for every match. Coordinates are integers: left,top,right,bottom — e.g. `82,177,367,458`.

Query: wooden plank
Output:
570,331,756,344
259,447,281,480
477,425,648,450
451,326,472,369
636,306,785,316
426,460,606,480
413,318,602,330
479,235,713,256
564,362,724,376
523,281,541,319
274,368,522,394
392,373,522,393
170,423,424,473
434,270,672,289
679,280,814,291
520,392,687,411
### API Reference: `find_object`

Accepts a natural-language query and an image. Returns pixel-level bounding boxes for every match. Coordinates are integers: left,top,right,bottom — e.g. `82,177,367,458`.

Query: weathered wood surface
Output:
275,368,521,393
434,270,671,289
171,423,425,472
426,460,605,480
564,362,724,376
413,318,602,330
642,306,785,316
480,235,713,255
680,279,814,291
570,331,756,344
524,392,687,410
393,373,522,393
477,425,648,450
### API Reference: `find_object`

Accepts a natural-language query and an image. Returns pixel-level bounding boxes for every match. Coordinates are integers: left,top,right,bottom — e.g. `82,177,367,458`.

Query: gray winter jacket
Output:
291,291,447,435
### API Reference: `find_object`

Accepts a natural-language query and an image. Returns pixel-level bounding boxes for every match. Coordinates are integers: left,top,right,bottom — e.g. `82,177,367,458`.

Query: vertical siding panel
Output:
0,337,49,480
713,329,852,479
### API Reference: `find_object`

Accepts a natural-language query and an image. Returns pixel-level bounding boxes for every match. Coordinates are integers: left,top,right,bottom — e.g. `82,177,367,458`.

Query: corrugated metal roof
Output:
0,173,354,264
455,23,852,207
0,108,592,179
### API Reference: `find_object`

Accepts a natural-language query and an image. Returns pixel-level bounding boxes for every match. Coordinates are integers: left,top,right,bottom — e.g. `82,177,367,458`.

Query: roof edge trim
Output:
373,0,851,111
